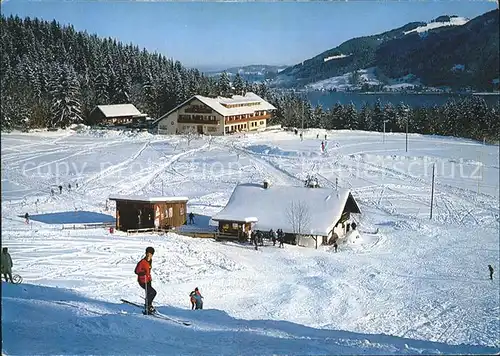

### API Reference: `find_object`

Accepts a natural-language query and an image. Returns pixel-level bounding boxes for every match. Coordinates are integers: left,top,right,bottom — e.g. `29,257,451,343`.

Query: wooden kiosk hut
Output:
108,195,189,232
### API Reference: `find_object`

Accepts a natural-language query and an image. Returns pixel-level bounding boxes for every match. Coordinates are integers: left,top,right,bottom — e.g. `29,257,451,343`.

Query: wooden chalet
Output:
90,104,147,127
153,92,276,136
108,195,189,232
211,182,361,247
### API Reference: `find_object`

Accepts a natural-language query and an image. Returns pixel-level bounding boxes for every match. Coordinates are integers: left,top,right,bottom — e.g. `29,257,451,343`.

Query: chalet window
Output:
169,207,173,217
232,223,239,229
180,206,184,215
260,121,264,125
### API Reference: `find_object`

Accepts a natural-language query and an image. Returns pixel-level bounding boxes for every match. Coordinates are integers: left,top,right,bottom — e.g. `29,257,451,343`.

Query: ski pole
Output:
145,280,148,314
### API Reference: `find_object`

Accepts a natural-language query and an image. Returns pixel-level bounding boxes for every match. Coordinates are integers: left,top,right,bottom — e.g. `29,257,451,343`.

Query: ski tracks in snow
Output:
117,143,210,196
225,142,302,186
78,140,151,191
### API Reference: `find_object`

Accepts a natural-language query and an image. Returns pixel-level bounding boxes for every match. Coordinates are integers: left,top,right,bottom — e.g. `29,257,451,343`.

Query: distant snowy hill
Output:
403,16,468,35
273,10,499,91
205,64,288,83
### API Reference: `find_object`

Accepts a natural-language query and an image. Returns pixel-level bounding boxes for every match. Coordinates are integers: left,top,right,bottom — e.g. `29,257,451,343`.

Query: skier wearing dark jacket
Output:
135,247,157,314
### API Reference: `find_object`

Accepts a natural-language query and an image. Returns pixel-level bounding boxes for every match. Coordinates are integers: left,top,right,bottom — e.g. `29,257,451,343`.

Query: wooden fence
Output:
62,222,114,230
122,228,242,241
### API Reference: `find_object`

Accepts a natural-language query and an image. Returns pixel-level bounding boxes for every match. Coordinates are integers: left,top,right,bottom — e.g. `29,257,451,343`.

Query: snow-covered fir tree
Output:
48,64,82,128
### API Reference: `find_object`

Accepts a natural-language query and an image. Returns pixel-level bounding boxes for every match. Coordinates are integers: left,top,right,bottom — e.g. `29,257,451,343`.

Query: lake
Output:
305,91,500,109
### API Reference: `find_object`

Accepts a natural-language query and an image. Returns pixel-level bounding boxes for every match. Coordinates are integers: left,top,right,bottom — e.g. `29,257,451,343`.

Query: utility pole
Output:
477,151,483,196
383,120,388,143
430,163,435,219
405,112,409,153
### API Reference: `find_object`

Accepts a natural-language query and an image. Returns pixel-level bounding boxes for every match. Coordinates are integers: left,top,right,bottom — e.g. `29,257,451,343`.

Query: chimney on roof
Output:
263,180,270,189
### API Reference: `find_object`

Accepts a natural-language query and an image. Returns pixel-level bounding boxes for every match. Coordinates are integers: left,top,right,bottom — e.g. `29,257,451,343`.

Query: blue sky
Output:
3,1,498,70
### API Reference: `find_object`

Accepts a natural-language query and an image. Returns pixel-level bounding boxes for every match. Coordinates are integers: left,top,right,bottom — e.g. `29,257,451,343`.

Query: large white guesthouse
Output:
153,92,276,136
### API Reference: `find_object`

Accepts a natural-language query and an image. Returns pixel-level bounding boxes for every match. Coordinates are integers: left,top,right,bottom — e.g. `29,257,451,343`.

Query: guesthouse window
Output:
180,206,184,215
169,207,173,217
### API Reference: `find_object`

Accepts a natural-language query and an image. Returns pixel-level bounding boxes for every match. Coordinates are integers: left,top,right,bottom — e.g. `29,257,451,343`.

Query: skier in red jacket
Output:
135,246,157,314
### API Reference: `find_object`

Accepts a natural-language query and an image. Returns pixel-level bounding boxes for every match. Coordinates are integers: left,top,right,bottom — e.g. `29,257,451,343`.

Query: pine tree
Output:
217,71,231,97
112,68,131,103
233,73,245,96
395,102,410,133
343,102,358,130
49,64,82,128
357,103,373,131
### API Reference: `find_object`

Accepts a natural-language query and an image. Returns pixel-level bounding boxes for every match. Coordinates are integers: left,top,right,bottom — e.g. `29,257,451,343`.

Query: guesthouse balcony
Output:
184,107,213,114
225,113,271,125
178,117,219,125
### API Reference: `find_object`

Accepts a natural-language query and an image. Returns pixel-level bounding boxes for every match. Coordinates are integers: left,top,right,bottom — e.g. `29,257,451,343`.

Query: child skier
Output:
193,287,203,310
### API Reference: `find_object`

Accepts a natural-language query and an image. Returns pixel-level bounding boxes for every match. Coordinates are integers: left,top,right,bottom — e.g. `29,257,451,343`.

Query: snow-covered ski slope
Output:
2,127,499,355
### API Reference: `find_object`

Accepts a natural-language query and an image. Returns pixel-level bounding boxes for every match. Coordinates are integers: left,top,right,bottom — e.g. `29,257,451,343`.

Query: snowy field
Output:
1,127,499,355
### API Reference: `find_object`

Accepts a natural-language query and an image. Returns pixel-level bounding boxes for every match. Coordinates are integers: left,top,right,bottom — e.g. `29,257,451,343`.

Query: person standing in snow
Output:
278,229,284,248
189,212,195,224
189,290,197,310
24,212,30,224
193,287,203,309
50,188,54,196
58,185,63,194
488,265,494,280
135,247,157,314
1,247,14,283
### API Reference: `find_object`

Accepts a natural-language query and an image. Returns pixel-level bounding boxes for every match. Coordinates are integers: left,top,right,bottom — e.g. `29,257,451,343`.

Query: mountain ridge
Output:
271,10,499,91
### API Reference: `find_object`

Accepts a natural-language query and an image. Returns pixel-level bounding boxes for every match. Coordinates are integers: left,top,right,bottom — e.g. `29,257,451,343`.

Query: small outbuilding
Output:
90,104,147,127
108,195,189,232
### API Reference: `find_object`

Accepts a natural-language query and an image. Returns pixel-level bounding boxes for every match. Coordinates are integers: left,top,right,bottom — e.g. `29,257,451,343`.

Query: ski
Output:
153,311,191,326
120,299,191,326
120,298,144,309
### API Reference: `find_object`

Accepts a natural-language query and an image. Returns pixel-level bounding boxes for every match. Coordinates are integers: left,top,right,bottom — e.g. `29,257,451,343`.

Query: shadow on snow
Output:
26,211,115,224
2,283,498,356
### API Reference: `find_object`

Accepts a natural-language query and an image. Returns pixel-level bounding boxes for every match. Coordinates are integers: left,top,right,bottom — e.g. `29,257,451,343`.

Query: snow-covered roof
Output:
212,183,360,236
154,92,276,124
108,195,189,203
97,104,145,118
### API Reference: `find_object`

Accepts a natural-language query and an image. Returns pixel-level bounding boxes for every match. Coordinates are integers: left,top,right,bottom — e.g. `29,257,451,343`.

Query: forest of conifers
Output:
1,15,498,142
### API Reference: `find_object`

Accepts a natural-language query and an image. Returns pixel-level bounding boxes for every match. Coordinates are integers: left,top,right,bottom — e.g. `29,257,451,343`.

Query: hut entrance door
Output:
197,125,203,134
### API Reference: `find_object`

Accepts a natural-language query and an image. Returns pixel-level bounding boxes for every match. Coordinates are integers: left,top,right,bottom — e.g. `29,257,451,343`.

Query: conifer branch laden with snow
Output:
49,64,83,128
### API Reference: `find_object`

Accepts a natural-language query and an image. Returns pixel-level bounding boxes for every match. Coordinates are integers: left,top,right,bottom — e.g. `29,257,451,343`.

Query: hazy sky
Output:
3,0,498,70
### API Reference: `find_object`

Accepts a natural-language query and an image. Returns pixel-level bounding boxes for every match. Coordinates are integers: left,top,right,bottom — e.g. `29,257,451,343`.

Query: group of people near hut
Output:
246,228,286,250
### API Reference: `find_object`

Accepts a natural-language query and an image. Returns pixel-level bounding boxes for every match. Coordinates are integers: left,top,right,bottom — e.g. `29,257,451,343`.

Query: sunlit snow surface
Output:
1,127,499,355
